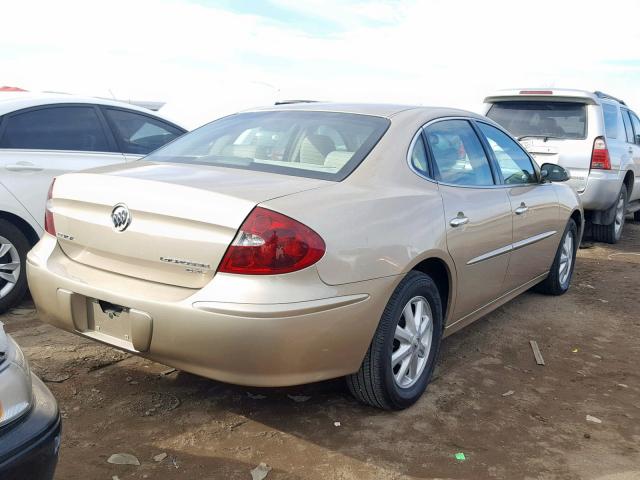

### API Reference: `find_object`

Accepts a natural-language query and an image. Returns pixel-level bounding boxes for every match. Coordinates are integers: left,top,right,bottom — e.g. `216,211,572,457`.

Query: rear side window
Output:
424,119,494,186
409,133,429,175
104,109,184,155
621,110,635,143
487,101,587,140
602,104,619,139
145,111,390,181
477,123,537,184
0,106,110,151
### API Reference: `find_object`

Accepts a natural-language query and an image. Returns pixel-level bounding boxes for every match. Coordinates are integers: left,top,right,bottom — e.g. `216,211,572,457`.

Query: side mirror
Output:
540,163,570,182
635,134,640,145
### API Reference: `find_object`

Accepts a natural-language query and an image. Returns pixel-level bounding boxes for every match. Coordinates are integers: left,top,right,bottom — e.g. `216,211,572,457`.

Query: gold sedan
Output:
27,104,582,409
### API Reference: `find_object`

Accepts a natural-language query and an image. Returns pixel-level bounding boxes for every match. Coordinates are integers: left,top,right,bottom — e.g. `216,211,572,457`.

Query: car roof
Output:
245,102,484,121
0,91,183,124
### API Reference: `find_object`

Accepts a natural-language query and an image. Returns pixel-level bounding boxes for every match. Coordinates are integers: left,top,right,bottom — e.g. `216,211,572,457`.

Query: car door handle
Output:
450,213,469,227
515,203,529,215
6,162,43,172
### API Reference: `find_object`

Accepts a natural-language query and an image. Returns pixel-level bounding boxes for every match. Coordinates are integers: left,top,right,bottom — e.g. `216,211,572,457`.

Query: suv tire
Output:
592,184,627,244
346,271,443,410
0,219,30,313
535,218,578,296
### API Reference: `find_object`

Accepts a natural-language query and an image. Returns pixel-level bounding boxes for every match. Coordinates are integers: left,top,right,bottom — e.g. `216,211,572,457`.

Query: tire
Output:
0,219,30,313
346,271,443,410
534,219,578,296
634,210,640,222
592,184,627,244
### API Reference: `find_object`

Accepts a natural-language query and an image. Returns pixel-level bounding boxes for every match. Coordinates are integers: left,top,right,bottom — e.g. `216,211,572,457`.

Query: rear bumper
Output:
580,170,623,211
27,235,397,387
0,374,61,480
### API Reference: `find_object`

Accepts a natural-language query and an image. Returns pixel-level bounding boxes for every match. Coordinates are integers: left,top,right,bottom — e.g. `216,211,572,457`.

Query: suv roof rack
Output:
274,99,319,105
594,91,626,106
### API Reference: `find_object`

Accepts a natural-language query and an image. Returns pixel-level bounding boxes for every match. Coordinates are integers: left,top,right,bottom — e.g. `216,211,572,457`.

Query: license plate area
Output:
88,300,132,343
56,289,154,353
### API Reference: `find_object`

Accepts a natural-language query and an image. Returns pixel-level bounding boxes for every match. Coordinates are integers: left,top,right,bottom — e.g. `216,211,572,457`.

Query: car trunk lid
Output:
51,162,329,289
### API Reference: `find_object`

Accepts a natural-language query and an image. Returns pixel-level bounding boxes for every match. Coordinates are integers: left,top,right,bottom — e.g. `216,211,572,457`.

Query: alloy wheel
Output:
614,192,625,238
392,296,433,388
558,230,574,288
0,235,21,299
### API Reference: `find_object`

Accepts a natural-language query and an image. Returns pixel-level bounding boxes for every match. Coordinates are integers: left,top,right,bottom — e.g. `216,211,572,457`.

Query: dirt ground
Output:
4,220,640,480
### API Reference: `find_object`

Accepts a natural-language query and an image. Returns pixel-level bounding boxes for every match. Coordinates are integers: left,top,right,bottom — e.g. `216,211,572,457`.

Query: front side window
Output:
477,122,537,185
629,112,640,145
424,120,494,186
487,101,587,140
602,103,619,140
621,110,634,143
145,111,390,181
0,106,110,151
104,108,184,155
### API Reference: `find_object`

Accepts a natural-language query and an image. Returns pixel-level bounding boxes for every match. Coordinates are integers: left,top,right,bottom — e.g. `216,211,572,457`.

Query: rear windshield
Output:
486,101,587,140
145,111,390,181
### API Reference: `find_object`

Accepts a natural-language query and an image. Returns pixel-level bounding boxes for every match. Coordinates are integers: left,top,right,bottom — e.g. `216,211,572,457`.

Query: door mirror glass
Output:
540,163,570,182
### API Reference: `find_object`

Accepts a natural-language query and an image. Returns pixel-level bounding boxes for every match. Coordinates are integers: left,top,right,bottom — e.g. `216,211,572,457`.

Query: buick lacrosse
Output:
27,104,582,409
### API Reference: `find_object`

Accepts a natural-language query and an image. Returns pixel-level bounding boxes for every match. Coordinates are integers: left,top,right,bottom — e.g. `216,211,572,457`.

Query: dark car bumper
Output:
0,373,61,480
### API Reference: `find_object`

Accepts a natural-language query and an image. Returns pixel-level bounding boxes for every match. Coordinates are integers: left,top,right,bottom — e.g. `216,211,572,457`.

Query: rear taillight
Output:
591,136,611,170
44,178,56,236
218,207,325,275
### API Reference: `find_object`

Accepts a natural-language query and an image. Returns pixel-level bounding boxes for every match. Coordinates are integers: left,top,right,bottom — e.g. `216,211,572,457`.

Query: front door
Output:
476,122,560,290
424,119,513,321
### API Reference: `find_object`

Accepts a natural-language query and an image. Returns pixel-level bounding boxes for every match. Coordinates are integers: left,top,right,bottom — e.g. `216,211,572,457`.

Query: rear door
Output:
100,107,185,161
0,104,125,227
476,121,560,291
423,119,512,321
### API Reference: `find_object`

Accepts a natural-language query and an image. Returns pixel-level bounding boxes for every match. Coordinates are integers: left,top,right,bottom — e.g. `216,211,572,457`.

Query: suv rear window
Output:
145,111,390,181
486,101,587,140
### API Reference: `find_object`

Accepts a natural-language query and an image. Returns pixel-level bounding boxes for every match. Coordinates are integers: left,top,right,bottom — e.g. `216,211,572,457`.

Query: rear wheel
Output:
346,271,443,410
535,219,578,296
592,185,627,244
0,219,30,313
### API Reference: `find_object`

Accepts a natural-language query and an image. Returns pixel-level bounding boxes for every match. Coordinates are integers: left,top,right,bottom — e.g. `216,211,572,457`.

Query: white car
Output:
0,92,187,311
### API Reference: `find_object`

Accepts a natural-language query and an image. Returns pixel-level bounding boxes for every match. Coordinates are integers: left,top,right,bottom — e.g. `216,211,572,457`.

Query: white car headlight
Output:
0,322,33,428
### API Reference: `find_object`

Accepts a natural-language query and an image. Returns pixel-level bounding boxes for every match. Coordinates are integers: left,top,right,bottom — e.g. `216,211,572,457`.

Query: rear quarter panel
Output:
262,179,448,286
261,109,454,287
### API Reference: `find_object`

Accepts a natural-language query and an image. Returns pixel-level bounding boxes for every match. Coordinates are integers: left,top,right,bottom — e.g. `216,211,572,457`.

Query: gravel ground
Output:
3,220,639,480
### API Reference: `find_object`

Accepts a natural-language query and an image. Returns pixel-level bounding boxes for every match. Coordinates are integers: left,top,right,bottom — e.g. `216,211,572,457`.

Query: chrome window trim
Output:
405,116,543,189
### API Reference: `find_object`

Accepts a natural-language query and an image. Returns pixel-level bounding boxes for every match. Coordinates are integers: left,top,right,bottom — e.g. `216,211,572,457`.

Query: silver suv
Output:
483,89,640,243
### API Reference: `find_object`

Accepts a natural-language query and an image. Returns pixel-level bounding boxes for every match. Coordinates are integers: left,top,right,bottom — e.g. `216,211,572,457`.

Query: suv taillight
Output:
44,178,56,236
591,136,611,170
218,207,325,275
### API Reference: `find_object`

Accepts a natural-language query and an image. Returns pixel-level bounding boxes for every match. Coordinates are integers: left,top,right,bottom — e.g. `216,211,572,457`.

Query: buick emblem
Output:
111,204,131,232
